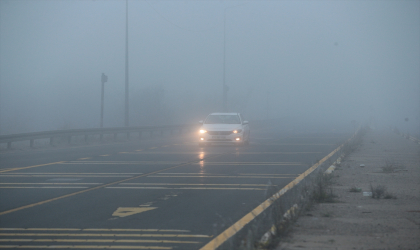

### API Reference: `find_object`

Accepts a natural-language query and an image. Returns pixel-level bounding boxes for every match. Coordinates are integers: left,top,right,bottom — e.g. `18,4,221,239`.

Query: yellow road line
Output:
0,162,64,174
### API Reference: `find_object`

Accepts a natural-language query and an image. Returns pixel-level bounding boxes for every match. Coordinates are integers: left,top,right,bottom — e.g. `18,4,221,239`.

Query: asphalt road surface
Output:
0,123,352,249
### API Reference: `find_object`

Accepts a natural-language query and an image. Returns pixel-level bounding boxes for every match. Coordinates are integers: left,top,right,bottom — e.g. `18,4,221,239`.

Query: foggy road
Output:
0,125,352,249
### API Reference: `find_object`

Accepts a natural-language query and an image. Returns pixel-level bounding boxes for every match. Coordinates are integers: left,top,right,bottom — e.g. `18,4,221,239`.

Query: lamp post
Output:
124,0,129,127
100,73,108,128
222,8,228,112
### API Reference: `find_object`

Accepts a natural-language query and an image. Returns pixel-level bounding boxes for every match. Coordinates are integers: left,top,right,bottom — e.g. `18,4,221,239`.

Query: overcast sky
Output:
0,0,419,134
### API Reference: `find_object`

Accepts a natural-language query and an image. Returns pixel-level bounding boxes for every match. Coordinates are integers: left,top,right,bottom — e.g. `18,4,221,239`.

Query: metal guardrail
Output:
0,124,197,149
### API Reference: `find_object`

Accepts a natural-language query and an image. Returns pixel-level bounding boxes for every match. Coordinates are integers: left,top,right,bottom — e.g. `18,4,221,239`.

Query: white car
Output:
198,112,250,146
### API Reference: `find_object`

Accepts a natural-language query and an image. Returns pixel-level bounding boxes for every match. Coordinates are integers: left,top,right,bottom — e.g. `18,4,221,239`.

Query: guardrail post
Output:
30,139,34,148
50,137,54,146
7,141,11,149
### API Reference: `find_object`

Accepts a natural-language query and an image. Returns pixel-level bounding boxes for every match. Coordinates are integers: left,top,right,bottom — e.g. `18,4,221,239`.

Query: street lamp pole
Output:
124,0,129,127
222,9,228,112
100,73,108,128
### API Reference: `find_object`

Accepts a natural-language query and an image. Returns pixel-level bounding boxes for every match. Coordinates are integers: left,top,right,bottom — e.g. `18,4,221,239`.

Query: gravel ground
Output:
276,128,420,250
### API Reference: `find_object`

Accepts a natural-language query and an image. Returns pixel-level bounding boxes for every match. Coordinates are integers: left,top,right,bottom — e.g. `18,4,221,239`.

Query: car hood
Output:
201,124,242,131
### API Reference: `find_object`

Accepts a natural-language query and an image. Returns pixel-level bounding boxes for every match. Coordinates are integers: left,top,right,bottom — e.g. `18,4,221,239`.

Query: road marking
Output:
0,233,212,238
149,147,158,149
112,207,157,217
191,162,303,166
1,173,143,175
0,228,190,232
0,174,136,178
236,152,323,154
0,162,64,174
147,175,294,179
119,183,275,187
100,154,110,156
107,187,266,190
125,151,322,155
52,161,302,167
0,245,171,249
0,155,223,216
0,239,200,244
61,161,183,165
0,183,102,185
135,149,143,151
0,186,88,189
254,143,334,146
239,173,297,176
77,157,91,160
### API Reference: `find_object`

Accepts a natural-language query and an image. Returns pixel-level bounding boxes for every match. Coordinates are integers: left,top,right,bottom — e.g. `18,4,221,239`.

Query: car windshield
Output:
204,115,241,124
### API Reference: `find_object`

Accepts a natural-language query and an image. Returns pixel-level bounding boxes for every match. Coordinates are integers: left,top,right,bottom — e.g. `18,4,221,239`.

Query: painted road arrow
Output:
112,207,157,217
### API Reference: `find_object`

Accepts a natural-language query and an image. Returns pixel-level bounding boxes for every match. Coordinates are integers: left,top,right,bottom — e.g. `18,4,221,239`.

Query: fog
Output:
1,0,419,135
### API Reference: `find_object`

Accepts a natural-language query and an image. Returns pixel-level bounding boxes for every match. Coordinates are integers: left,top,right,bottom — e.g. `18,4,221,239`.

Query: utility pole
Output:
100,73,108,128
222,8,228,112
124,0,129,127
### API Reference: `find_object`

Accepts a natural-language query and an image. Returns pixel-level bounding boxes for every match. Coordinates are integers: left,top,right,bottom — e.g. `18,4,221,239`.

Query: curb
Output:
257,153,345,249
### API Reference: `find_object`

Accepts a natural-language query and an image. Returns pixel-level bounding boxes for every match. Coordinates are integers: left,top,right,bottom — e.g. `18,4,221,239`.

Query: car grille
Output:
207,131,232,135
208,139,232,142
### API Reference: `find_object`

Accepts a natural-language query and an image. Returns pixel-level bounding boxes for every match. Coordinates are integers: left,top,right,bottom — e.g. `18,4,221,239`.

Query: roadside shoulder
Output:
276,129,420,250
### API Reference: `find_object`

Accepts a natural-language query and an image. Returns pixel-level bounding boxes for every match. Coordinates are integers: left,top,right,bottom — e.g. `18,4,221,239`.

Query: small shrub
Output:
370,184,386,199
322,211,333,217
349,186,362,192
312,174,336,203
381,159,404,173
384,193,397,199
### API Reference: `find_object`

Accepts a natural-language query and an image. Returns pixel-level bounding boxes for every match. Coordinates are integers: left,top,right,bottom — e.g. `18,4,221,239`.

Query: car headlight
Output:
199,129,207,134
233,129,242,134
